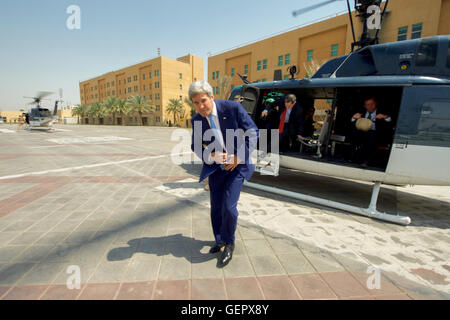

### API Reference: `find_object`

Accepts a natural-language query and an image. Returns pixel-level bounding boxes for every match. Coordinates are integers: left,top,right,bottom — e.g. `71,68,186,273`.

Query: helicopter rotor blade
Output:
36,91,54,100
293,0,343,17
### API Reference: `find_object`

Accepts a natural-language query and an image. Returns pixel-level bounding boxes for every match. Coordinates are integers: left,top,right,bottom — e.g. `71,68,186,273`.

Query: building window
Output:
112,90,115,95
331,44,338,57
149,83,152,90
307,50,314,62
142,74,145,80
231,68,235,77
112,81,115,86
257,61,261,71
143,85,146,91
244,65,248,74
149,72,152,79
411,23,422,39
179,73,182,79
216,87,219,95
180,84,182,90
278,55,283,66
285,54,291,65
118,80,121,85
149,94,152,100
156,116,161,123
263,59,268,69
127,77,131,83
107,83,110,88
134,75,138,81
156,105,160,111
212,72,215,80
128,87,131,93
215,71,219,79
398,26,408,41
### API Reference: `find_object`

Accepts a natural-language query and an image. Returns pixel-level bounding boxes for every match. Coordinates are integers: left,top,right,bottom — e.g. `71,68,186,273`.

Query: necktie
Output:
279,108,287,134
208,114,225,170
367,112,372,119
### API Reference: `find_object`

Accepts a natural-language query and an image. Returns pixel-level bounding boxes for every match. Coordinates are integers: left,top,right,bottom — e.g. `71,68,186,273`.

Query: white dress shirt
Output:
206,101,226,149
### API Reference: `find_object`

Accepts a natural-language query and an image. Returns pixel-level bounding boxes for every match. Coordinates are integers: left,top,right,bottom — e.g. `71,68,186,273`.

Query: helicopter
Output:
23,90,61,130
226,0,450,225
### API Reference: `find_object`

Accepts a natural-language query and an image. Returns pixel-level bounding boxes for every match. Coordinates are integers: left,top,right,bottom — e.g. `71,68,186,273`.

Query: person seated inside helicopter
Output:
260,93,307,153
350,96,393,167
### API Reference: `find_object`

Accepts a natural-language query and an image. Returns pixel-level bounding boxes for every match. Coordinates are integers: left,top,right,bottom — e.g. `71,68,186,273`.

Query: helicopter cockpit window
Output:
416,38,438,67
418,100,450,136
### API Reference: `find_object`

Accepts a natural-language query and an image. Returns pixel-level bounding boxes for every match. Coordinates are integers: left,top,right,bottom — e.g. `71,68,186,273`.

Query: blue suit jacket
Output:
191,100,259,182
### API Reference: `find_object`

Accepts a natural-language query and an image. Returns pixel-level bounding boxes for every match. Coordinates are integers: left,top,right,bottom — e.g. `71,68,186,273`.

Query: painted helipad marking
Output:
0,152,192,181
0,129,16,134
46,136,133,144
156,179,450,293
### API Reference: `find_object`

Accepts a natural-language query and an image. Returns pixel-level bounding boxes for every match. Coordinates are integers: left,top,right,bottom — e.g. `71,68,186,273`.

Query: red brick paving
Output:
0,286,12,299
77,283,121,300
40,285,82,300
410,268,449,286
224,277,264,300
116,282,155,300
320,271,370,298
153,280,190,300
0,182,68,218
290,274,338,300
349,269,403,296
2,285,49,300
191,279,227,300
257,275,302,300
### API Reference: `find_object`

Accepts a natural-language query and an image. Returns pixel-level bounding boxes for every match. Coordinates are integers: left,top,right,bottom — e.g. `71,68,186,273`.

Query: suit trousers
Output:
208,167,245,245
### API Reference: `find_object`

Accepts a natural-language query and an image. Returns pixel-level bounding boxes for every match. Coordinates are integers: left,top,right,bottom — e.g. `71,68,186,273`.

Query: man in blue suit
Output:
190,81,259,267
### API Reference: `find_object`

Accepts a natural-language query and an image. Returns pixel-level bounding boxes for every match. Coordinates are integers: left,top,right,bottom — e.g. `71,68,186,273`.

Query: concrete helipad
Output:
0,123,449,300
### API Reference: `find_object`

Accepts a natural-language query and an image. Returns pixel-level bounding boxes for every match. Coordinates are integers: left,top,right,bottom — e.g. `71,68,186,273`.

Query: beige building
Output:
79,54,203,126
208,0,450,100
0,110,26,124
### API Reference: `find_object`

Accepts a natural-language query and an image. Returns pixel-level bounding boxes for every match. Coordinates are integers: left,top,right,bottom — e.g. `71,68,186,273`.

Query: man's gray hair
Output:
285,94,296,103
189,81,214,101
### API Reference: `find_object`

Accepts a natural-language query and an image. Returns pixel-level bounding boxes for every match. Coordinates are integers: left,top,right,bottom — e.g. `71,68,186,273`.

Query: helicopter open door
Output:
240,85,260,117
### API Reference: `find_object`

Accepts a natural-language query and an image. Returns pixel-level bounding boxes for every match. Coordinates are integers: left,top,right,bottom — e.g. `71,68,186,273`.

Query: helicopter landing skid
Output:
243,181,412,226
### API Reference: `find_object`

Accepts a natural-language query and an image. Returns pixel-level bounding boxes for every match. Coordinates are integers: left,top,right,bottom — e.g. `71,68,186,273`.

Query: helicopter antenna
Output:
346,0,356,51
237,73,250,84
292,0,343,17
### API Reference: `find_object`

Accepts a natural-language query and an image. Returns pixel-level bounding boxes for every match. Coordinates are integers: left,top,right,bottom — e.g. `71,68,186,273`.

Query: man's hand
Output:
375,113,388,120
297,135,307,141
210,152,227,164
261,111,268,119
352,113,362,120
224,154,242,171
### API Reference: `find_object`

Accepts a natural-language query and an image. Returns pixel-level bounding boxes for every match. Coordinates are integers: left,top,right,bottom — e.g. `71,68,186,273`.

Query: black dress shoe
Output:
218,244,234,267
209,243,225,254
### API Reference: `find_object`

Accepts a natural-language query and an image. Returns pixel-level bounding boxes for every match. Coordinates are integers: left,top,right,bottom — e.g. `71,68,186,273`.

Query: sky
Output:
0,0,350,110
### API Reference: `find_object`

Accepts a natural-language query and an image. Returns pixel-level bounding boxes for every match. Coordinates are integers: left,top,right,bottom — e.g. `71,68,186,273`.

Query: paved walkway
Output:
0,124,449,300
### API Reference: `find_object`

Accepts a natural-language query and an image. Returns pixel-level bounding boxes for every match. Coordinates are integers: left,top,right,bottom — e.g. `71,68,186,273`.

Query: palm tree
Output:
87,102,104,125
126,95,154,126
115,99,128,125
166,99,184,126
218,75,232,99
103,96,119,125
72,104,88,124
184,97,196,118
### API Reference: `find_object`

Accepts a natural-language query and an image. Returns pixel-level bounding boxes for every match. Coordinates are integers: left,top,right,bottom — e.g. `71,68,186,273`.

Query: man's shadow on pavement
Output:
107,234,217,263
